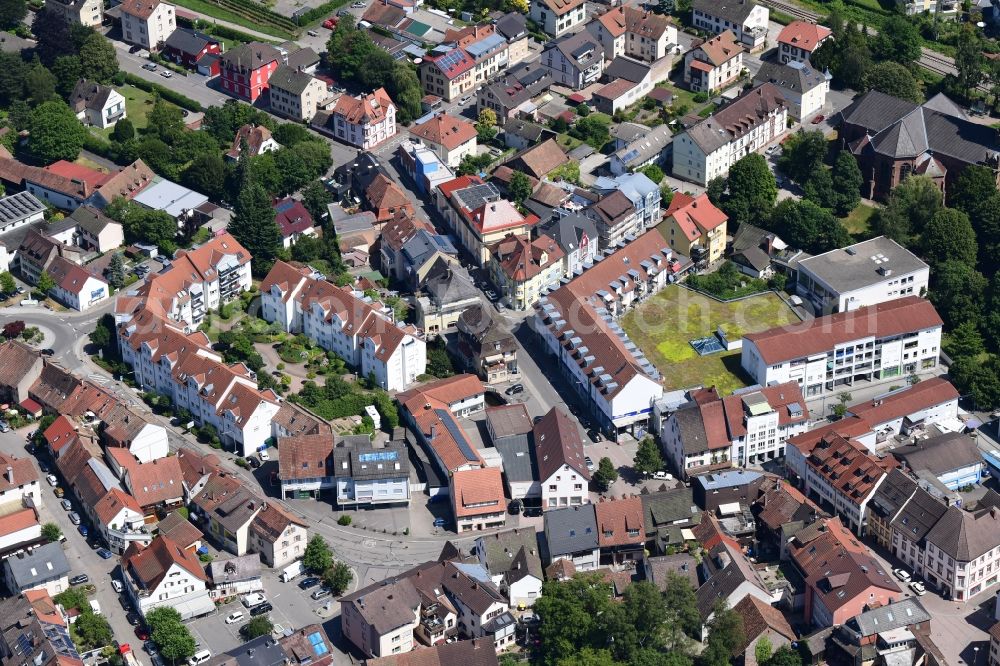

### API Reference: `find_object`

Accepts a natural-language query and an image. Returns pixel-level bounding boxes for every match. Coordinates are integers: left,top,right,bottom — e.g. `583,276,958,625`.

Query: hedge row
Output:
294,0,350,26
194,20,278,45
119,73,204,112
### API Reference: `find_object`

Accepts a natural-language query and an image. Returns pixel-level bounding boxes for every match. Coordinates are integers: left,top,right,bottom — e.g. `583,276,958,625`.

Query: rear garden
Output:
620,285,802,394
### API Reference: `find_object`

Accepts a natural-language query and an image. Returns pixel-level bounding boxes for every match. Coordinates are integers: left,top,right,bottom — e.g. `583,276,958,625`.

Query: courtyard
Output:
620,285,802,394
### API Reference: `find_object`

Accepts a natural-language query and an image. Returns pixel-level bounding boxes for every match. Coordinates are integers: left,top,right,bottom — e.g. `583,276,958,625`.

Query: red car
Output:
134,626,150,641
323,16,338,29
811,114,825,124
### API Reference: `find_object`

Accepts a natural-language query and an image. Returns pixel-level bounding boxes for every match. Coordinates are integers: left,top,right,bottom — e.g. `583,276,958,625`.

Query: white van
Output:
89,600,101,615
241,593,266,608
188,650,212,666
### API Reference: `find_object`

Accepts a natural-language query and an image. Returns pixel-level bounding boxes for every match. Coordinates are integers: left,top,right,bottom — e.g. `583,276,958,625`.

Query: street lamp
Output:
974,646,980,666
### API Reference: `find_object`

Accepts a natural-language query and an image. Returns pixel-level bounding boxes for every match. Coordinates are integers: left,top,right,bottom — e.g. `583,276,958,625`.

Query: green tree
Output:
921,208,978,268
51,55,82,99
182,154,227,203
0,0,27,30
662,572,701,644
146,98,185,142
706,176,726,206
107,253,127,289
555,648,616,666
954,24,986,96
777,130,827,183
509,170,533,204
88,314,113,351
702,602,745,666
930,260,987,330
75,612,113,649
949,164,997,219
944,321,985,359
301,180,332,223
534,573,614,664
54,588,88,612
41,522,62,541
871,16,922,64
26,59,57,106
324,561,353,595
548,161,580,185
870,175,942,244
35,271,55,296
577,103,591,117
863,61,922,103
768,199,850,254
951,355,1000,409
765,645,803,666
240,616,273,640
803,168,835,209
272,123,313,147
633,436,664,477
571,114,610,149
476,108,498,142
755,636,774,666
592,457,618,492
231,182,281,276
28,100,86,163
303,535,333,573
723,153,776,225
830,151,862,216
0,271,14,294
641,164,665,184
112,117,135,144
147,607,196,665
78,32,118,83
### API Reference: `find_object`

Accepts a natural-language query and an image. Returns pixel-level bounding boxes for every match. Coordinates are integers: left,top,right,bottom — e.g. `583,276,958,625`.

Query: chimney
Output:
430,424,437,439
5,466,12,485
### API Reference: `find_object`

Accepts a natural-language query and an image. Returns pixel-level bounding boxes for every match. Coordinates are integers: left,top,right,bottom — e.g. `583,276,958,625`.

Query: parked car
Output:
241,593,267,608
893,568,911,582
46,474,58,487
54,487,64,498
0,422,9,433
68,512,81,525
653,471,673,481
306,30,319,36
505,383,524,396
811,114,825,124
142,63,157,71
225,612,245,625
126,613,139,626
78,525,89,536
298,577,320,590
258,449,270,462
112,579,123,593
135,625,150,641
60,499,72,511
587,429,602,444
189,650,212,666
97,548,114,560
909,580,926,595
40,348,54,356
159,70,172,78
250,602,273,617
310,588,331,601
69,574,89,586
584,456,595,472
247,456,261,469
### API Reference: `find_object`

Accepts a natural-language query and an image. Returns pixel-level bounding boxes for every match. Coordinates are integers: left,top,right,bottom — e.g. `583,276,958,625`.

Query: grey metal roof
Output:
538,212,598,256
869,468,917,520
165,27,215,55
641,487,700,535
424,262,479,304
268,65,317,96
333,441,410,481
495,438,537,483
401,229,457,272
753,59,829,94
478,527,543,581
3,543,71,589
847,598,930,637
892,432,982,477
544,504,598,556
547,31,601,71
70,205,116,236
612,124,672,168
207,554,261,583
494,11,527,40
465,33,507,59
604,56,650,84
695,470,762,491
889,484,947,544
797,236,928,295
0,191,45,227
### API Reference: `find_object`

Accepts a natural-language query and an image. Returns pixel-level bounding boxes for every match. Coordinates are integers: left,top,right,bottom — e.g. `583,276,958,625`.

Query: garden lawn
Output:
841,202,876,238
91,85,158,139
620,285,802,394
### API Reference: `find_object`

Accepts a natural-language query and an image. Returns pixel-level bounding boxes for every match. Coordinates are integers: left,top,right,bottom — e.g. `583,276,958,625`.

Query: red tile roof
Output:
730,594,796,655
93,488,141,525
743,296,943,366
490,233,564,282
278,434,332,481
0,452,37,491
273,198,315,238
533,407,590,481
805,433,897,502
44,416,78,456
451,467,504,518
123,534,207,593
125,457,184,508
397,374,484,409
664,192,727,242
776,21,832,52
426,47,476,80
847,377,959,426
410,113,477,151
721,382,809,438
0,507,38,537
333,88,395,125
595,497,645,547
540,0,585,16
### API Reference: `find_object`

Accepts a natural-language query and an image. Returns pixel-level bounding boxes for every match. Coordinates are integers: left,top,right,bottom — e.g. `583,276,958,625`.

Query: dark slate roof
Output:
424,262,479,304
673,403,709,455
925,504,1000,561
892,432,983,477
868,468,917,521
641,487,700,536
538,212,597,258
543,504,598,556
889,484,947,544
332,440,410,481
494,11,527,40
846,598,930,638
604,56,651,84
505,118,547,143
268,65,316,95
4,542,71,588
695,543,761,619
165,27,216,55
494,438,537,483
692,0,761,24
753,59,828,94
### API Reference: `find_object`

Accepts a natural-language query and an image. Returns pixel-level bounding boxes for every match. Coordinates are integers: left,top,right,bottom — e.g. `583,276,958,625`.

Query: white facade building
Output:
122,535,214,620
753,60,830,121
260,261,426,391
529,0,586,38
741,296,943,399
795,236,930,315
120,0,176,50
691,0,769,50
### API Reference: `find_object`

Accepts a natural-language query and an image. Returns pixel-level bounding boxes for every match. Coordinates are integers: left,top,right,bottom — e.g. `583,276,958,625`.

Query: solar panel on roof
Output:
359,451,398,463
435,409,478,462
309,632,328,656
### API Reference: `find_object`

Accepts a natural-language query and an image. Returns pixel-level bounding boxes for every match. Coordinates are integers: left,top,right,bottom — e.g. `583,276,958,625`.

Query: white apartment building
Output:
535,408,591,509
691,0,769,51
248,503,308,569
45,0,104,26
268,66,329,122
541,32,605,89
683,30,743,93
672,83,787,186
329,88,397,150
531,230,674,439
795,236,930,315
120,0,176,51
741,296,943,399
588,6,677,62
260,261,426,391
529,0,586,38
118,309,280,457
122,535,214,620
753,59,830,121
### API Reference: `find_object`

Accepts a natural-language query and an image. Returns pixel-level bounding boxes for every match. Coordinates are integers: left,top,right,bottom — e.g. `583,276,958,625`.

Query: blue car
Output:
78,525,89,537
96,548,113,560
432,518,446,528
